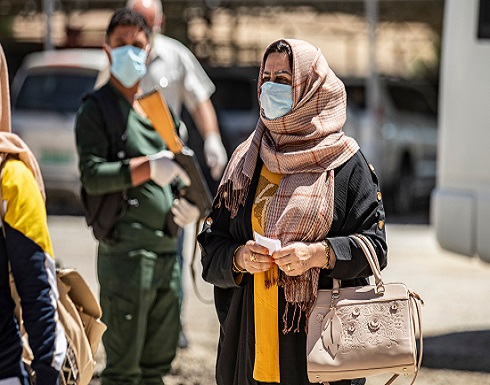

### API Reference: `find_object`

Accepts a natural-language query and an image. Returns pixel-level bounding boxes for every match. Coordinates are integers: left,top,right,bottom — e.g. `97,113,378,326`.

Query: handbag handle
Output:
332,234,385,295
353,234,425,385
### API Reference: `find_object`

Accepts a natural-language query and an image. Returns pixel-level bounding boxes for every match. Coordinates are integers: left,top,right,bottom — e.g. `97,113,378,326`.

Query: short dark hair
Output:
106,8,151,40
264,40,293,69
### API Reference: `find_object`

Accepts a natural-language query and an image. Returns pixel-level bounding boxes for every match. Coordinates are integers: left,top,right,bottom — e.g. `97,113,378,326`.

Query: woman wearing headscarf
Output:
197,39,388,385
0,44,67,385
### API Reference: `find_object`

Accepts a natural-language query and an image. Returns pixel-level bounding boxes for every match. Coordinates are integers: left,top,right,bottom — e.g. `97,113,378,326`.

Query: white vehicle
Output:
10,49,107,211
343,77,438,214
431,0,490,262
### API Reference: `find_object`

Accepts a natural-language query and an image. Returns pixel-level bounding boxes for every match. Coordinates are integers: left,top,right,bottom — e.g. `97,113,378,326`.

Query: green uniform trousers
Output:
98,249,181,385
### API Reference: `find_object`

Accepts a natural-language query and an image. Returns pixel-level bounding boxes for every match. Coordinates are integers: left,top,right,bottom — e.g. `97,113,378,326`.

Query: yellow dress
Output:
251,164,283,383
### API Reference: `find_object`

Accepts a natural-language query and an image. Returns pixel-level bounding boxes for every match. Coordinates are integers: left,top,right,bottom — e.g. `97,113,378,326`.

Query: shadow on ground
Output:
422,330,490,372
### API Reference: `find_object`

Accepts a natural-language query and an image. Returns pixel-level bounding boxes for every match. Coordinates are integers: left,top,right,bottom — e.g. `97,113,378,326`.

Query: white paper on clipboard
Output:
253,231,282,255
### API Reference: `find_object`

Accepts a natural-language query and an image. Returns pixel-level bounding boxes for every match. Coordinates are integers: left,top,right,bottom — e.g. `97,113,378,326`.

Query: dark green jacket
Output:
75,83,177,254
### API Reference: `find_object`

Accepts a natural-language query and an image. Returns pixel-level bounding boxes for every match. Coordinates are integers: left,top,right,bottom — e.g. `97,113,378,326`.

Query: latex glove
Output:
204,132,228,180
171,198,200,227
148,150,191,187
178,121,189,143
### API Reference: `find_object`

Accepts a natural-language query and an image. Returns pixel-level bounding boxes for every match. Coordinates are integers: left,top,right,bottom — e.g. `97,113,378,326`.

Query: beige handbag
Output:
307,234,423,385
10,269,107,385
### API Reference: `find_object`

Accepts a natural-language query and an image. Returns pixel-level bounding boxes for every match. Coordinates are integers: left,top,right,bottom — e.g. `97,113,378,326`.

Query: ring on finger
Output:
287,263,292,272
250,252,257,262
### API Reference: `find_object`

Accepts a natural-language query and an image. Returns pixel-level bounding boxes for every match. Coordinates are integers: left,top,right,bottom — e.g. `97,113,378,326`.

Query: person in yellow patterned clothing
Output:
198,39,388,385
0,44,67,385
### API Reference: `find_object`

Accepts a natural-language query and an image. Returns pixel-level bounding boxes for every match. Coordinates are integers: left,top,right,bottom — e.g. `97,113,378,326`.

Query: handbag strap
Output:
331,234,384,296
348,234,385,294
384,291,424,385
409,290,424,385
347,233,425,385
355,234,381,272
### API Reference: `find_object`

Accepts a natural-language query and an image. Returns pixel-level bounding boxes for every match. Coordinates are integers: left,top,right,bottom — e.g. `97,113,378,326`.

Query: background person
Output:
75,9,199,385
127,0,228,184
128,0,227,348
0,44,67,385
197,39,388,385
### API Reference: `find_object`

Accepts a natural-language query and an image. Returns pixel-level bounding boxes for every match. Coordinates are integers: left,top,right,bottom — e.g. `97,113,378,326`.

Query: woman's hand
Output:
272,241,335,276
234,240,273,274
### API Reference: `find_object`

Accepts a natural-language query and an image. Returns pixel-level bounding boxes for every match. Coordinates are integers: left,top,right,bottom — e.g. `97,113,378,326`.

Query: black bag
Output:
80,85,128,241
80,189,127,241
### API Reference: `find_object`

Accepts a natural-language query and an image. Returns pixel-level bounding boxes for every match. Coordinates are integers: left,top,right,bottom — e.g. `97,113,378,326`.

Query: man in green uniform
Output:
75,8,199,385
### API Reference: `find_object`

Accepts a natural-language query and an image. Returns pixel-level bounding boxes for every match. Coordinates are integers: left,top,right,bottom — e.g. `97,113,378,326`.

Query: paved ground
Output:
48,216,490,385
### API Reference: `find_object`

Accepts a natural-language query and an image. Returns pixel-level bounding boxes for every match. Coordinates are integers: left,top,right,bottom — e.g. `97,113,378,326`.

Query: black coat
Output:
197,150,388,385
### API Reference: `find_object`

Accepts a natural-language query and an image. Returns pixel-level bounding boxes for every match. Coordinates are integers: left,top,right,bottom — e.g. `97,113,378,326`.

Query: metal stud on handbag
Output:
307,234,423,385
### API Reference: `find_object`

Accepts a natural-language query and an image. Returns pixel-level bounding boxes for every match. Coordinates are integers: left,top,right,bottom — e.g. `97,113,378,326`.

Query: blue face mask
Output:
259,81,293,119
109,45,148,88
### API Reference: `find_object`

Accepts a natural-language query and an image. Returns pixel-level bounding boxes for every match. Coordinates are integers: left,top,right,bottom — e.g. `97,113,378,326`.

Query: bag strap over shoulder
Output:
80,85,130,241
85,85,127,161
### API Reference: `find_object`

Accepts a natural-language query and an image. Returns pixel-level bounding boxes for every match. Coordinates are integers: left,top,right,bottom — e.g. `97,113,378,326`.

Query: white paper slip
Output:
254,231,282,254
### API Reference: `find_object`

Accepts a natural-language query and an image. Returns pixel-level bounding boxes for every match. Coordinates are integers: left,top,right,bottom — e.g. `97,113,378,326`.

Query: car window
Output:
211,78,255,111
14,71,97,113
386,84,437,116
345,85,367,112
345,81,438,118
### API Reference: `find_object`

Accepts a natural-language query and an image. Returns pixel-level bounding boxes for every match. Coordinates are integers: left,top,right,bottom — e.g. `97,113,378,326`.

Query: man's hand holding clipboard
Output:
137,87,213,235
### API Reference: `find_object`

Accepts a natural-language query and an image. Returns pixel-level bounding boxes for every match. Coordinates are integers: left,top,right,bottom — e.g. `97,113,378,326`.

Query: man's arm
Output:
165,37,228,180
191,99,219,139
192,99,228,180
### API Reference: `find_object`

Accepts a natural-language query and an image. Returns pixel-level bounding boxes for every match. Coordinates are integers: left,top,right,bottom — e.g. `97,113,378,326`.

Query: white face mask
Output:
259,81,293,119
109,45,148,88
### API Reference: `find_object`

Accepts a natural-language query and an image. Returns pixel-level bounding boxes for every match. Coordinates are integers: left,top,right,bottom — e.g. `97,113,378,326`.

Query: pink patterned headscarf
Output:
216,39,359,330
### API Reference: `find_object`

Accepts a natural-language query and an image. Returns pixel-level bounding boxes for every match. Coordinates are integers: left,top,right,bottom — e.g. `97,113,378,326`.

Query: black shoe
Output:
178,330,189,349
